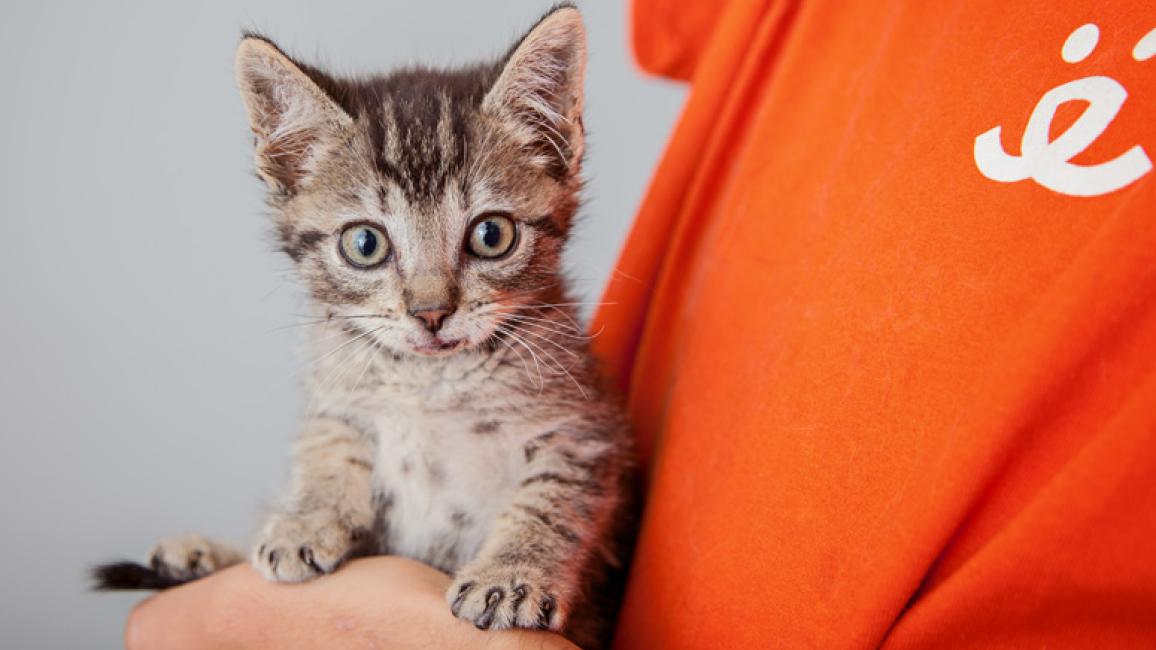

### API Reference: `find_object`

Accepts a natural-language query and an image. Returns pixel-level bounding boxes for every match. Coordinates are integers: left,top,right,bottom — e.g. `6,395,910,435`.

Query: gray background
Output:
0,2,683,647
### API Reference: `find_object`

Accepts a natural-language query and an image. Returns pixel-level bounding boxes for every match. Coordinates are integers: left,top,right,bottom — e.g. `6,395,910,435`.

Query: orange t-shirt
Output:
595,0,1156,647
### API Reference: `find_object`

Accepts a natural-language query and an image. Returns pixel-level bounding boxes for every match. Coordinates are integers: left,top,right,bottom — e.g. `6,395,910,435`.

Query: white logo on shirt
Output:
974,24,1155,197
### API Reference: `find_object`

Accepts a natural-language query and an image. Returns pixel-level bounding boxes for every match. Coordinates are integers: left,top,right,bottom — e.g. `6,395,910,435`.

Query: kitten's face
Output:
235,8,586,357
278,92,577,358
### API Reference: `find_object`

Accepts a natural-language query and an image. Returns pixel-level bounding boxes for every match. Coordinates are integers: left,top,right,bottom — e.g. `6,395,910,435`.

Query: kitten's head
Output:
235,5,585,357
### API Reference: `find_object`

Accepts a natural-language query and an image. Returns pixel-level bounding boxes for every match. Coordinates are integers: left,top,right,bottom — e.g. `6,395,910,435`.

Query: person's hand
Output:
124,555,580,650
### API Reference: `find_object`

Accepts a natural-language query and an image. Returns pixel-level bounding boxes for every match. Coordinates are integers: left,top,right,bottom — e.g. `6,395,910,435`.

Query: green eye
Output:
338,223,390,268
466,214,517,259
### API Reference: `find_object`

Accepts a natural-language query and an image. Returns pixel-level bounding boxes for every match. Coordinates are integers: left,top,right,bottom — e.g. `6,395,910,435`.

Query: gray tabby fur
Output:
135,5,635,649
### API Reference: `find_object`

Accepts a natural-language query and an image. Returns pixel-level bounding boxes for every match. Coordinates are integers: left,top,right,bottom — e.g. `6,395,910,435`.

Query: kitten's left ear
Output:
485,5,587,177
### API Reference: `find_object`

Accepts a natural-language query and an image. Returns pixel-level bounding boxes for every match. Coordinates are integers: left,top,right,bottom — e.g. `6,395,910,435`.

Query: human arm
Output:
124,556,580,650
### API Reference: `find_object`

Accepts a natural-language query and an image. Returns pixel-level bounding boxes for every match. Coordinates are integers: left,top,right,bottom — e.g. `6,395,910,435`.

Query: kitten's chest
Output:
320,351,568,571
367,401,543,571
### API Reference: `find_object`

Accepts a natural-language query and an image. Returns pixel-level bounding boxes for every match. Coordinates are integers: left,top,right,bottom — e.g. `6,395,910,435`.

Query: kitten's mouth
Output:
411,337,465,356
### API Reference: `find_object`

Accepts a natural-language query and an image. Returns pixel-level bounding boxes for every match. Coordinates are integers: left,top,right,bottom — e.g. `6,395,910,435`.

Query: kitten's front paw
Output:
251,512,355,583
447,561,567,632
148,534,241,580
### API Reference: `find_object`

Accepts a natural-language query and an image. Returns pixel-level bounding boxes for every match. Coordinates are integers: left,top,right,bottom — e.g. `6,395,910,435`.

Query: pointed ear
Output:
234,36,352,194
484,5,587,177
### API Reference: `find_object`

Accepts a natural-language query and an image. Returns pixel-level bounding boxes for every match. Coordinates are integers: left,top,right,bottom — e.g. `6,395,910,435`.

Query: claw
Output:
451,581,475,616
537,595,555,629
299,546,322,574
510,584,528,613
475,587,505,629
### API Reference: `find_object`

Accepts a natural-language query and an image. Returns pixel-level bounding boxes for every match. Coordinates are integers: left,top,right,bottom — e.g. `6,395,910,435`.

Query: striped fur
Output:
98,6,636,649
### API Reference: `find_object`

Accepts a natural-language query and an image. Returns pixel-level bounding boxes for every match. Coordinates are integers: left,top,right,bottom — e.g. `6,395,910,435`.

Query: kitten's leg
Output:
448,428,626,633
148,533,244,580
252,415,377,583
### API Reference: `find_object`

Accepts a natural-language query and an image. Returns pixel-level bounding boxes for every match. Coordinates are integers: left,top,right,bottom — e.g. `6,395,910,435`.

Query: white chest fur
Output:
314,346,570,572
373,406,525,570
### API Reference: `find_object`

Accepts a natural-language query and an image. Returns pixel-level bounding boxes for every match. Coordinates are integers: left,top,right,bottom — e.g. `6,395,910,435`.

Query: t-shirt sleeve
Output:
631,0,733,81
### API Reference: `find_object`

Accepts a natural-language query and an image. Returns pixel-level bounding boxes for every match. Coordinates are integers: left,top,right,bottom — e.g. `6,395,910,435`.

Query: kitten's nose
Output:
408,305,455,334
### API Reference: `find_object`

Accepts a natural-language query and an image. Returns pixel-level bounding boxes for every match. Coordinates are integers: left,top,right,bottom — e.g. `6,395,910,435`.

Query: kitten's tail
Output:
90,561,193,591
92,535,242,591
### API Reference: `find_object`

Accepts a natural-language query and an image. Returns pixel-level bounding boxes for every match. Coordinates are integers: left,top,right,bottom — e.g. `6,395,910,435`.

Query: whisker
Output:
520,304,583,332
347,338,380,396
502,314,596,340
496,325,545,392
271,313,393,334
508,324,579,359
492,330,536,391
265,319,330,334
307,331,381,412
522,301,618,309
293,325,385,379
503,325,589,400
503,311,582,329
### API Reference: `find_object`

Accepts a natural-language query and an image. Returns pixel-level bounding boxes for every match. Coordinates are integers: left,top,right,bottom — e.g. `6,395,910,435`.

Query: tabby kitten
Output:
94,5,635,648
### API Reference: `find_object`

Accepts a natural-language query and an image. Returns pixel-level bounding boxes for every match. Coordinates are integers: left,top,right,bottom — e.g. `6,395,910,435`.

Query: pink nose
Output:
408,306,454,334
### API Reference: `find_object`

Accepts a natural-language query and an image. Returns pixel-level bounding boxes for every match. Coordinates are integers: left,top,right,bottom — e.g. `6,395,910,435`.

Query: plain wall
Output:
0,2,684,646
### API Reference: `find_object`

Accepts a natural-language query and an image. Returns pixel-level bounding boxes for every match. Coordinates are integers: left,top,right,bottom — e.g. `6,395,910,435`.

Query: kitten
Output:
93,5,636,648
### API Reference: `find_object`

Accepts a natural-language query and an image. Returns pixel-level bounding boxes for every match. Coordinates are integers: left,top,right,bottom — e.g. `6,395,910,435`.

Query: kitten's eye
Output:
338,223,391,268
466,215,517,259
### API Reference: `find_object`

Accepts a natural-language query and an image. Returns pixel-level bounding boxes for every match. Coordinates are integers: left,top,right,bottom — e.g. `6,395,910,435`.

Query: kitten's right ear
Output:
234,36,352,195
